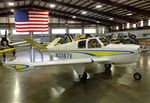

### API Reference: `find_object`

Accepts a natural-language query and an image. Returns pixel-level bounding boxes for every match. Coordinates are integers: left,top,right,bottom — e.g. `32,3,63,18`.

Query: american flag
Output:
14,9,49,32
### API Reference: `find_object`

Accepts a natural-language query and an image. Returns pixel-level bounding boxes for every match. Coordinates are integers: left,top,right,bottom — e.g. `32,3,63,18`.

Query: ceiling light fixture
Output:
72,16,76,18
10,9,14,12
50,4,56,8
81,11,87,15
96,5,102,8
109,18,114,20
126,13,132,16
8,2,14,6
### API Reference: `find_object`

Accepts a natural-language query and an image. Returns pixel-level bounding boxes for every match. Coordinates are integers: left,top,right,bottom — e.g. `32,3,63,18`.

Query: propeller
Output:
0,30,9,47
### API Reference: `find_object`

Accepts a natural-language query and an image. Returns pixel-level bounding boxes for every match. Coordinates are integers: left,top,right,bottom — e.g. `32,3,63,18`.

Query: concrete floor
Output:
0,47,150,103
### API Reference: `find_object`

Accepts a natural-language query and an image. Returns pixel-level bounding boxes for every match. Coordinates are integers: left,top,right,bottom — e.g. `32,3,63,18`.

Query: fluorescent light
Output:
11,9,14,12
109,18,114,20
116,26,119,30
96,5,102,8
127,23,130,29
50,4,56,8
81,11,87,15
133,24,136,28
72,16,76,18
8,2,14,6
96,21,100,23
126,13,132,16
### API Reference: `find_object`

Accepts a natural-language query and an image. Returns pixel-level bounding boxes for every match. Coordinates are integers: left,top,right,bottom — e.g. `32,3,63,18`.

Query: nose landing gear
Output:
134,72,142,80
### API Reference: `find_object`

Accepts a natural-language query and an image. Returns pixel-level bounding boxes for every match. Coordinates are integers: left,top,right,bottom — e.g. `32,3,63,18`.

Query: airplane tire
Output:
134,72,142,80
104,64,112,69
129,35,136,40
79,72,87,81
13,50,16,56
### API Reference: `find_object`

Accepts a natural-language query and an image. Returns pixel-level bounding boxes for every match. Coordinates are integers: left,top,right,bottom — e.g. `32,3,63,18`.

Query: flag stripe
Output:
16,25,48,28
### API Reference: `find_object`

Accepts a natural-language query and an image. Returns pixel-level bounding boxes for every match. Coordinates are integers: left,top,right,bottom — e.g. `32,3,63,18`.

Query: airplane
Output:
4,37,142,81
0,30,40,48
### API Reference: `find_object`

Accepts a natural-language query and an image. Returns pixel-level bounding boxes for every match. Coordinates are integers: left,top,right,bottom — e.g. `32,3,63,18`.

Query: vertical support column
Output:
29,32,35,62
96,25,99,37
49,16,52,42
144,19,148,27
7,15,12,42
66,22,69,34
81,23,84,35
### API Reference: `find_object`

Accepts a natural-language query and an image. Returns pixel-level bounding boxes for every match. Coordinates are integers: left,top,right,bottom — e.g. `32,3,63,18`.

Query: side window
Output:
88,39,101,48
78,40,86,48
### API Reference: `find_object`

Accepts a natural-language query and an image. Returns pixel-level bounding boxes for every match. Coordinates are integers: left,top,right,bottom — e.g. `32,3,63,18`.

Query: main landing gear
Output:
104,64,112,74
79,71,88,81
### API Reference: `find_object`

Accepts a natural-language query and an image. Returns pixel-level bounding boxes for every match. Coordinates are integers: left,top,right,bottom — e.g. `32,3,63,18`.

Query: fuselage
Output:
47,37,141,64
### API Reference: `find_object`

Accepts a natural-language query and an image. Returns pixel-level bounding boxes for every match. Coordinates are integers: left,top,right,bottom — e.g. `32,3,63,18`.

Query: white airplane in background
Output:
4,37,142,81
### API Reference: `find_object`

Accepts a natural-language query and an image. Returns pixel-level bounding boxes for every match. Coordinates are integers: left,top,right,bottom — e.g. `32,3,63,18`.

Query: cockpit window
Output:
88,39,101,48
99,38,109,46
78,40,86,48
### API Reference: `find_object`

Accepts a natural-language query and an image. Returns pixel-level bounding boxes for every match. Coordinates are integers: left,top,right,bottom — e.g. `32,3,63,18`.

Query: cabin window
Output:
78,40,86,48
88,39,101,48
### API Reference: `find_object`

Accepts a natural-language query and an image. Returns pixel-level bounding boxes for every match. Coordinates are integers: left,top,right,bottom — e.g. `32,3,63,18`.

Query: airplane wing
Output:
9,38,40,46
0,48,15,53
4,57,110,71
136,37,150,42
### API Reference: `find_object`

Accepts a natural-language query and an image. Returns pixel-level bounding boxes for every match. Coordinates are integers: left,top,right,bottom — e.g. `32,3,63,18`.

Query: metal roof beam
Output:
93,0,150,16
42,0,138,22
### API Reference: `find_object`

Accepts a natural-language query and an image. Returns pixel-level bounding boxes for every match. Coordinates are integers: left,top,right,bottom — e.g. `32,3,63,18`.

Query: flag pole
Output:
29,32,35,63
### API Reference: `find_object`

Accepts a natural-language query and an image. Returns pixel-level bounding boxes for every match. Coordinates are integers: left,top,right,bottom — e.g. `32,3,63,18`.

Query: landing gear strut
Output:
104,64,112,74
79,71,87,81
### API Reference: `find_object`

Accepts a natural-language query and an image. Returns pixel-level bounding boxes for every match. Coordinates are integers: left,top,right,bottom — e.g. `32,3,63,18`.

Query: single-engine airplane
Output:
0,30,40,48
4,37,142,81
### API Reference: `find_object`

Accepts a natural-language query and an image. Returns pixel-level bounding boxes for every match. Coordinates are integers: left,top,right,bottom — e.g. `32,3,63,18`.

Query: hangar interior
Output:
0,0,150,103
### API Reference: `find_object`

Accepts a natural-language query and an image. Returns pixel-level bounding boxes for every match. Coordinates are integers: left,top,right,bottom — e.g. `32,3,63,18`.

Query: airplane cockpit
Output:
78,37,109,49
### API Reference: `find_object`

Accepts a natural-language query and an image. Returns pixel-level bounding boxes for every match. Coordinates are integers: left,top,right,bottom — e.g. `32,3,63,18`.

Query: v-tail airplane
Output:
4,37,142,81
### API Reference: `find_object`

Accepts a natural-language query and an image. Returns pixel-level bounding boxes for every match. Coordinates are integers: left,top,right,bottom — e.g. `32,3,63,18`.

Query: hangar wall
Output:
106,29,150,38
0,16,109,42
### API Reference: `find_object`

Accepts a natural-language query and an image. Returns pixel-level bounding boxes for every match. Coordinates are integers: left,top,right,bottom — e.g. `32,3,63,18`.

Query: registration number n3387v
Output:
56,52,72,59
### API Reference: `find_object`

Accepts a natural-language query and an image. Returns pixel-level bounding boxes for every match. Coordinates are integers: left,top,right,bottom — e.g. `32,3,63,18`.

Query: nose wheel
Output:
134,72,142,80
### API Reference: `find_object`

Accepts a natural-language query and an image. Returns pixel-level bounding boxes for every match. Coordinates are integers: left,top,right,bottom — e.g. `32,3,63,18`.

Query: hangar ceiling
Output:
0,0,150,26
